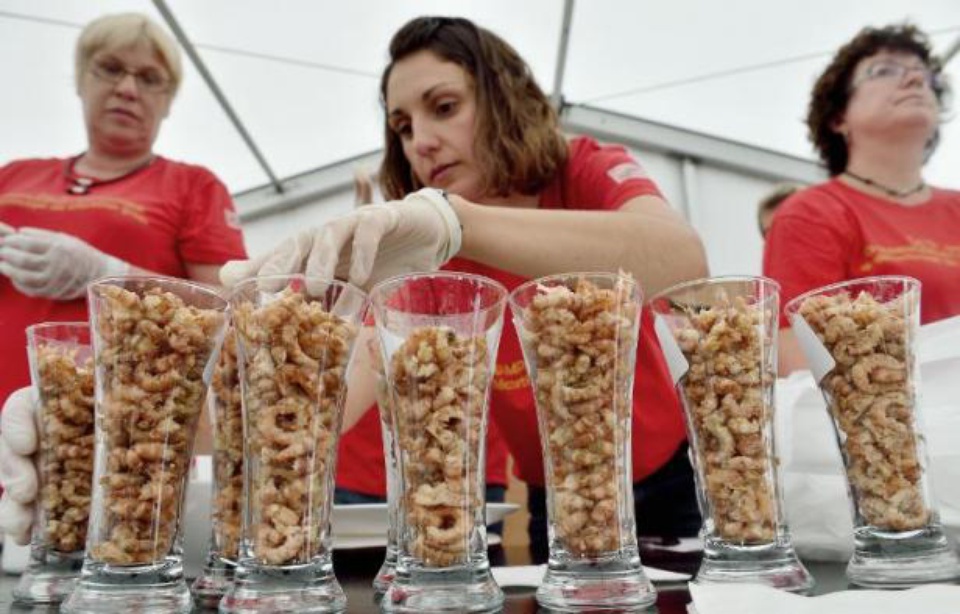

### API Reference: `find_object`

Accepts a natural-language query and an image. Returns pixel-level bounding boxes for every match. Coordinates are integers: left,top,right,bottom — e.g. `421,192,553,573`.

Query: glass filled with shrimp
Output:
785,276,960,587
510,272,657,610
652,276,812,592
61,277,228,614
219,276,367,614
13,323,94,604
372,272,506,614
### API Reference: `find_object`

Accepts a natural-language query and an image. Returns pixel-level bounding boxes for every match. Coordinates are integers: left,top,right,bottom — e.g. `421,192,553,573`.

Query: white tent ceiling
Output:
2,0,958,203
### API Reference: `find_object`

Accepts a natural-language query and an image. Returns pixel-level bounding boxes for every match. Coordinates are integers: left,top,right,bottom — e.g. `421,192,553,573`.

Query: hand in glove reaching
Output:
0,387,39,545
220,188,461,290
0,227,129,300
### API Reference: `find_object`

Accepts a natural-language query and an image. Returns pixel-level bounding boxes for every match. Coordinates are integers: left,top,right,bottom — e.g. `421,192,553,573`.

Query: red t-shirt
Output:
336,136,688,493
0,156,247,404
764,179,960,326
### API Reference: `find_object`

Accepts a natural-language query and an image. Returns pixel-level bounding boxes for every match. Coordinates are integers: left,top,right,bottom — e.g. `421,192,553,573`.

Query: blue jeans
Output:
526,443,702,564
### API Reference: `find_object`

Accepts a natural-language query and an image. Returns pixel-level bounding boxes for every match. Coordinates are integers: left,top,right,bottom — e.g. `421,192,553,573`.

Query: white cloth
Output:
0,227,129,299
0,387,39,545
688,582,960,614
219,188,461,291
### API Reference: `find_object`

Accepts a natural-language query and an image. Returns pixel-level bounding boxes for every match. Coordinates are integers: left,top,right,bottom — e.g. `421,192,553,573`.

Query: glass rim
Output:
90,275,229,307
369,270,509,307
229,273,368,298
649,274,780,306
507,271,640,310
25,321,89,336
783,274,920,316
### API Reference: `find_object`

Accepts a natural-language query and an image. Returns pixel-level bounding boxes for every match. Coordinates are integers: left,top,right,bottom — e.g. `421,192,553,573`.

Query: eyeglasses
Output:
89,59,171,94
853,60,941,90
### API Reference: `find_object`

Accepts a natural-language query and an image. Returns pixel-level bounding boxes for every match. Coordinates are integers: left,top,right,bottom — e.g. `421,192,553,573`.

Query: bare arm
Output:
450,194,708,298
778,328,809,376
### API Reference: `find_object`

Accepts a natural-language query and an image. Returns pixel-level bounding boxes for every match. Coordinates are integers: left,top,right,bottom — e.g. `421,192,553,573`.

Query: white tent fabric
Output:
1,0,958,220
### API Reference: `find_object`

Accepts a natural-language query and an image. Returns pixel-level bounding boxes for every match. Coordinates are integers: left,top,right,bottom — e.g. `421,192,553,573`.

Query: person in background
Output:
222,16,708,561
0,12,247,543
756,183,801,238
764,23,958,374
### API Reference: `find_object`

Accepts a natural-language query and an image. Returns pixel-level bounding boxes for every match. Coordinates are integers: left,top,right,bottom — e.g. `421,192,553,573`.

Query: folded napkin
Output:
491,564,690,587
688,582,960,614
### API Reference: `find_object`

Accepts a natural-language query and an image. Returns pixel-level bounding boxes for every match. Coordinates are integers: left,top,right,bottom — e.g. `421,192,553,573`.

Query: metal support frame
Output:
152,0,284,193
551,0,575,109
562,104,826,184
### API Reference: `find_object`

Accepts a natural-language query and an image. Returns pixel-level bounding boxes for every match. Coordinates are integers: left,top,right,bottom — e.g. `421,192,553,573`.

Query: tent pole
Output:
152,0,285,194
551,0,575,110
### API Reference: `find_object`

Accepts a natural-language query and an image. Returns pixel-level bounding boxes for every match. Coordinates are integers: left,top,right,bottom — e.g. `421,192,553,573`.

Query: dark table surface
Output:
1,545,852,613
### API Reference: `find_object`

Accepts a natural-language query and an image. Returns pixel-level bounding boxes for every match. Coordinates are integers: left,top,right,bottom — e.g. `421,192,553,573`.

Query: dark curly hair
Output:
807,23,949,176
378,16,568,200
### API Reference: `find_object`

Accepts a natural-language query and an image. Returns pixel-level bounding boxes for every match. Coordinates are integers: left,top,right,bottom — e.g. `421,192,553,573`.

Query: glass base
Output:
12,548,83,604
60,558,192,614
191,555,237,609
536,552,657,611
695,538,814,593
847,526,960,588
383,564,504,613
219,560,346,613
373,544,398,594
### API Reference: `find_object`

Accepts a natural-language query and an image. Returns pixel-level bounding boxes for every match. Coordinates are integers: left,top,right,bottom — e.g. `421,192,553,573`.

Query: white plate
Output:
333,502,519,539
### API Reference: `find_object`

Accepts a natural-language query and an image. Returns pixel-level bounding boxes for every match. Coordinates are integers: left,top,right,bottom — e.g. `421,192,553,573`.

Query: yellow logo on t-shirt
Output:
493,360,530,391
861,237,960,271
0,193,149,225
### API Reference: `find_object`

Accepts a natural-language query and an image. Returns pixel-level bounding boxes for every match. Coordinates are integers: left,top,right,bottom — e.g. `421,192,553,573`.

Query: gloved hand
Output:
220,188,461,291
0,227,130,300
0,387,39,545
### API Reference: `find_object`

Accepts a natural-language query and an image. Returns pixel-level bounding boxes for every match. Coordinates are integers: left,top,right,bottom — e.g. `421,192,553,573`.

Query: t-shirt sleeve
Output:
566,139,663,211
762,190,857,327
177,169,248,263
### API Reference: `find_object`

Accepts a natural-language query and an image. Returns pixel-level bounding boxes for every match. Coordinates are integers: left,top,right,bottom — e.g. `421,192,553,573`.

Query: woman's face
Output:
386,50,485,201
836,50,939,145
78,40,173,157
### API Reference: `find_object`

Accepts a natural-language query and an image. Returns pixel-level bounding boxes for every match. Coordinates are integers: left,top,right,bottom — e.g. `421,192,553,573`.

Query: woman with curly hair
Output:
222,16,708,560
764,23,958,373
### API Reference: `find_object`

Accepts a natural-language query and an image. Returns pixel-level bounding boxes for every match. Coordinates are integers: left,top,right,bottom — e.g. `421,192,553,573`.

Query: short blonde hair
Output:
75,13,183,96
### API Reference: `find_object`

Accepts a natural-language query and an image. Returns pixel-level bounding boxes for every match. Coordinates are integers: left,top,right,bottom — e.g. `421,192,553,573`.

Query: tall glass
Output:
510,273,656,610
14,323,94,604
61,277,228,614
192,327,243,607
373,272,506,613
651,276,813,592
220,276,367,614
785,276,960,587
373,374,400,594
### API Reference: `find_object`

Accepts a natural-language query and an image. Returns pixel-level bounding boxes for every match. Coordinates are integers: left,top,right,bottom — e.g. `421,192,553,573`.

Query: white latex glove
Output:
0,387,39,545
0,227,129,300
220,188,461,291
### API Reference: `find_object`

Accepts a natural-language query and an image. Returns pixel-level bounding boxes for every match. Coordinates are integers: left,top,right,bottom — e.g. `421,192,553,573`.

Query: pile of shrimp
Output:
516,277,637,557
209,330,243,560
92,286,224,565
798,291,928,531
673,295,777,543
389,326,489,567
36,344,95,553
234,289,357,566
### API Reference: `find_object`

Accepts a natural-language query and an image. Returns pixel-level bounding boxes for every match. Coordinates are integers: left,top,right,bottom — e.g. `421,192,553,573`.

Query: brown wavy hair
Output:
378,16,568,200
808,23,949,176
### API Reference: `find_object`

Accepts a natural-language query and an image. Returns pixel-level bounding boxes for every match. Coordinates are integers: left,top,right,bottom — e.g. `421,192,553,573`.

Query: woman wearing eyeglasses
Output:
764,23,959,373
0,13,247,407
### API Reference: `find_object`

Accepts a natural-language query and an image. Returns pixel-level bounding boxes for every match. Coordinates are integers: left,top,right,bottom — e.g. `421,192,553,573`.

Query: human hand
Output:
0,227,130,300
220,188,461,291
0,387,39,545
